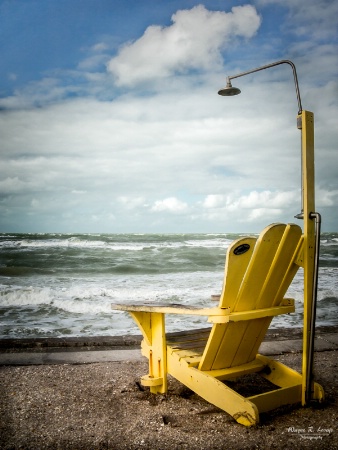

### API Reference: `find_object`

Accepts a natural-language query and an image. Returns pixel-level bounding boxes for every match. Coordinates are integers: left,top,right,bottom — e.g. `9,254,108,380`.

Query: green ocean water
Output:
0,232,337,338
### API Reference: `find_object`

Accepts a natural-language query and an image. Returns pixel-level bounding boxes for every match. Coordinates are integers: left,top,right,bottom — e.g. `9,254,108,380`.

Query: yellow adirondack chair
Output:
111,223,324,426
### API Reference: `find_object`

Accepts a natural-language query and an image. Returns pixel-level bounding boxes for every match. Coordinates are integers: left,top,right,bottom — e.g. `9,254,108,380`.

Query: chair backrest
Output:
199,223,303,371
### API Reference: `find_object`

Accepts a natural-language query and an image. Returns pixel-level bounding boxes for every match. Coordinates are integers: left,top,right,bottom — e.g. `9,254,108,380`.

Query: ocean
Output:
0,232,337,339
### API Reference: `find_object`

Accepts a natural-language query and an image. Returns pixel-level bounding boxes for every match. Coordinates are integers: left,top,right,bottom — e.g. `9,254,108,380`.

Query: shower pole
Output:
218,60,322,405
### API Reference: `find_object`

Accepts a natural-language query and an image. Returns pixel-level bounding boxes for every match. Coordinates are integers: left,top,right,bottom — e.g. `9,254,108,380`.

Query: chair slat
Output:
219,236,257,309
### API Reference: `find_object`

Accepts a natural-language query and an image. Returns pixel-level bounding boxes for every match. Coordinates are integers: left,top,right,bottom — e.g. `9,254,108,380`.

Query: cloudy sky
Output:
1,0,337,233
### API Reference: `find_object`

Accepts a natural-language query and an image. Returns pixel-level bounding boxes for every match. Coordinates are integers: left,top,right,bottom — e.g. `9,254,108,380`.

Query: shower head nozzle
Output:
218,80,241,96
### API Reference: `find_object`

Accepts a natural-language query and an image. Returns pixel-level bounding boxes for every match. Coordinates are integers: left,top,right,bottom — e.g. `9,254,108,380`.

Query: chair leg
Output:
129,311,168,394
138,312,167,394
167,352,260,426
256,354,325,403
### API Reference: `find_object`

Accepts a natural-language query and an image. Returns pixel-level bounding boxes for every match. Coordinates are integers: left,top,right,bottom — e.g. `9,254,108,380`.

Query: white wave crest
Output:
0,286,52,307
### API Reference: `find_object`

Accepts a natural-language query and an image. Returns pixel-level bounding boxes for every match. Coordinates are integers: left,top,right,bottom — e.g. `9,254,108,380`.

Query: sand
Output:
0,332,337,449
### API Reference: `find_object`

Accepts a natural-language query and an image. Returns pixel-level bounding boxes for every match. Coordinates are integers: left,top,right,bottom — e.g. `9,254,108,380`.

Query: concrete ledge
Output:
0,326,337,366
0,325,337,351
0,349,144,366
0,334,142,351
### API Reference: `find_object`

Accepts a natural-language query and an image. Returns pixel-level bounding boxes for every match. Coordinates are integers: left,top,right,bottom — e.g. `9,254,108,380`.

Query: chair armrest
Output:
112,298,294,324
207,299,295,323
111,302,230,317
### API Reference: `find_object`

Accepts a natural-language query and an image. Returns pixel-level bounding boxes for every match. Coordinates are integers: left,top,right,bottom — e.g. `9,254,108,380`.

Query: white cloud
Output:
316,189,338,207
107,4,261,86
202,191,297,212
247,208,282,222
117,196,146,210
0,177,34,194
91,42,109,53
257,0,338,40
235,190,296,209
151,197,188,213
202,194,225,208
78,54,109,71
196,190,300,226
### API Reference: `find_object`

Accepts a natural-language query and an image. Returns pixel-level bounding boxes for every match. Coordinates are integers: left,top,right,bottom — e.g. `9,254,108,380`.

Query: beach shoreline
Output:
1,325,337,351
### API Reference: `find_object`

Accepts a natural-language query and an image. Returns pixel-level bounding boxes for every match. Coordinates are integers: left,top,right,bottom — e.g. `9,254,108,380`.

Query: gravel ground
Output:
0,349,337,449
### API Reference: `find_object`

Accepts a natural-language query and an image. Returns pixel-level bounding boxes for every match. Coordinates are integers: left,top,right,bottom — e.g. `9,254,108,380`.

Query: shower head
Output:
218,80,241,96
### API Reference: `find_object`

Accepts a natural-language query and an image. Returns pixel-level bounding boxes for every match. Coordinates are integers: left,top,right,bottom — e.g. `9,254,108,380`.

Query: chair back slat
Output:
219,237,257,310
